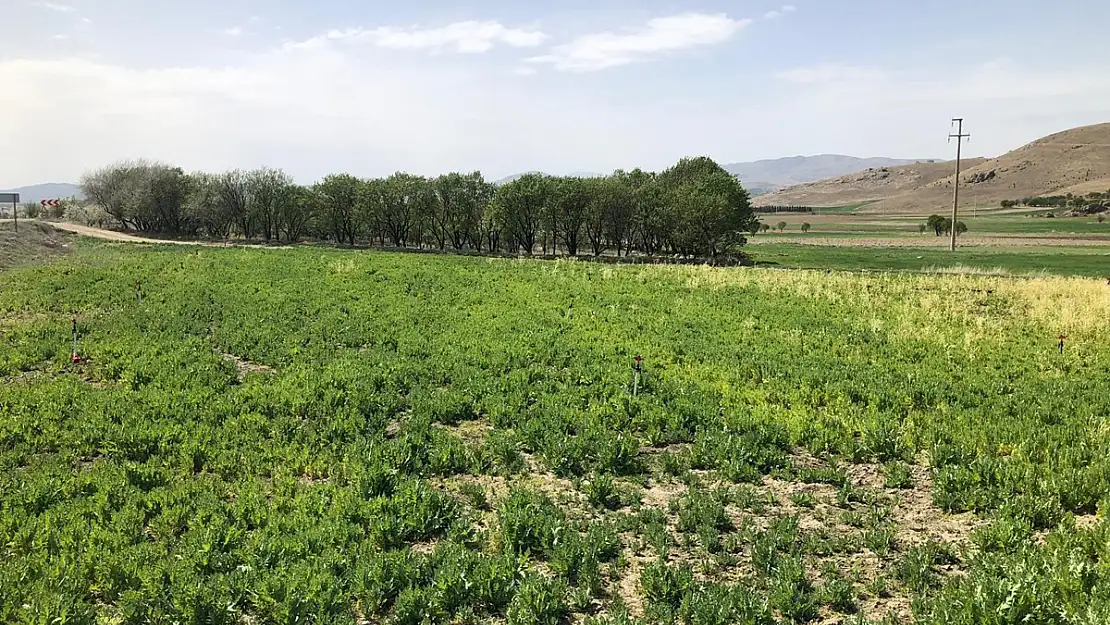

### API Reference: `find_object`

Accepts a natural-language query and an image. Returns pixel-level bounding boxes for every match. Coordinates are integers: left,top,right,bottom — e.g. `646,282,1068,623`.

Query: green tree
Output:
80,161,140,229
247,168,296,242
184,172,233,238
215,170,252,239
373,173,432,248
432,172,492,251
776,221,787,233
553,176,591,256
926,215,947,236
655,157,756,257
801,222,811,233
584,175,636,257
605,171,639,256
494,174,554,255
81,160,189,233
130,163,190,233
279,185,315,243
314,174,362,245
629,170,669,256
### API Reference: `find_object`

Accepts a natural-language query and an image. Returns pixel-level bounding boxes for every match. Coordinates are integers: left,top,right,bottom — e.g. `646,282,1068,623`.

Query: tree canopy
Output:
79,156,758,259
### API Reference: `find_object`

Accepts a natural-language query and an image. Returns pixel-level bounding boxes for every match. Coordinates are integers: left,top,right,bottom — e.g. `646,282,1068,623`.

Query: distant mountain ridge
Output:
11,155,933,202
0,183,83,204
755,122,1110,213
493,171,603,185
493,156,929,193
722,155,933,195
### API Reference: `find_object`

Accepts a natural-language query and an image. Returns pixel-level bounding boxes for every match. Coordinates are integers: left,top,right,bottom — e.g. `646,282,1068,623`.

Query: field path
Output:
49,222,211,245
2,220,289,248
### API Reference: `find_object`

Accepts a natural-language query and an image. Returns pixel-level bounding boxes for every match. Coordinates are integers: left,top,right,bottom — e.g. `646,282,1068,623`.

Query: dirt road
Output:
49,222,212,245
2,220,288,248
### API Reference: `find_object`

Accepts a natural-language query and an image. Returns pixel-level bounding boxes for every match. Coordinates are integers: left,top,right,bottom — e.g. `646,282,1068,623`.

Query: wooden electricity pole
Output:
948,118,970,251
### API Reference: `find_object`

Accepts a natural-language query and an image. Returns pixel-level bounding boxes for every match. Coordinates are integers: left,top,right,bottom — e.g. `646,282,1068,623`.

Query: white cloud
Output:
526,13,750,72
223,27,243,37
34,2,74,12
512,66,537,76
1,29,1107,190
0,44,665,186
287,21,548,54
764,5,797,20
51,34,68,41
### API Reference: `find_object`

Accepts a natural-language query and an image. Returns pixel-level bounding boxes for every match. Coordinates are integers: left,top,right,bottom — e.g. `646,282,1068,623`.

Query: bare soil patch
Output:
220,352,276,379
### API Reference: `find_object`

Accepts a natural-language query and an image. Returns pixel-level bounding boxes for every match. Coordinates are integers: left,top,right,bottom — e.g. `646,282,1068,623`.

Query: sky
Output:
2,0,1109,187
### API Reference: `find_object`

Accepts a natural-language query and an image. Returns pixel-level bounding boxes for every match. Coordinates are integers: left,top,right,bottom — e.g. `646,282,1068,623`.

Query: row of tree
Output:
1001,191,1110,209
79,158,759,259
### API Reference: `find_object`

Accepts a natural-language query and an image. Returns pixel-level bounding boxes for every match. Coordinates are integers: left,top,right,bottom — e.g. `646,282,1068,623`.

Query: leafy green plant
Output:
790,491,817,508
584,473,620,510
882,461,914,489
508,574,568,625
459,481,489,511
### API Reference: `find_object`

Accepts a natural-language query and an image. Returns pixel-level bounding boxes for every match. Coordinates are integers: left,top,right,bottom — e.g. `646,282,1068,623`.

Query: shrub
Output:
818,570,857,614
679,582,774,625
768,556,818,622
971,515,1033,553
584,473,620,510
882,461,914,489
481,429,526,476
640,559,694,610
508,574,567,625
895,541,958,594
499,489,564,557
459,482,489,510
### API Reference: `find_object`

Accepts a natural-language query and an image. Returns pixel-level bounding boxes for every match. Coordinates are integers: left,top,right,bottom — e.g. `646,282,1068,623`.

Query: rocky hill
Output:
755,122,1110,213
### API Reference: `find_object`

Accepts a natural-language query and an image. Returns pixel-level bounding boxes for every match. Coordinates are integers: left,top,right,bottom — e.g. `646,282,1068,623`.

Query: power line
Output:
948,118,971,251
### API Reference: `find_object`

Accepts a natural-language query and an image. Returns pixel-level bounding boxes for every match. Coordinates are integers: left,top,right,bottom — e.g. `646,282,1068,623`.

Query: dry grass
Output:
219,352,276,379
0,221,73,269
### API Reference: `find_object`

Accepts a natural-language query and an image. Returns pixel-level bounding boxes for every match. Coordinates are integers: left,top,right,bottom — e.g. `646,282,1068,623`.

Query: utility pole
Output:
948,118,970,251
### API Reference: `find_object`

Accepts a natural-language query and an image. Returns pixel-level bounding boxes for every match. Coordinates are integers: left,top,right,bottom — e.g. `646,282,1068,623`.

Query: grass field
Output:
751,243,1110,278
755,213,1110,237
750,208,1110,280
3,241,1110,624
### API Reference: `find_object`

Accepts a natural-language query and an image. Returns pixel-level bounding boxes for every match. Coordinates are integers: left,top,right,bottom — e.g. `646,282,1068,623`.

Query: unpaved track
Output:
2,221,289,248
49,222,219,245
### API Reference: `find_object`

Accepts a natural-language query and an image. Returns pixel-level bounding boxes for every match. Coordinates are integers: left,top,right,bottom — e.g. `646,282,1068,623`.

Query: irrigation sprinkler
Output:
136,281,143,303
632,355,642,397
71,317,82,364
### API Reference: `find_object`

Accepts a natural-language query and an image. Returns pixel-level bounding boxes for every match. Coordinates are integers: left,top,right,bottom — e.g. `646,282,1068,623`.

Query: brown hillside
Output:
755,122,1110,214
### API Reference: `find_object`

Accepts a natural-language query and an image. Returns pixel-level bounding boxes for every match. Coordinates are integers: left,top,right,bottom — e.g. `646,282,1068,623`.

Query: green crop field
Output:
3,242,1110,625
750,243,1110,278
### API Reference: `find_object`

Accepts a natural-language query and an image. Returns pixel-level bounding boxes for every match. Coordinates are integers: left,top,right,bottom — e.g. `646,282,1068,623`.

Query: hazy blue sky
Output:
3,0,1108,186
